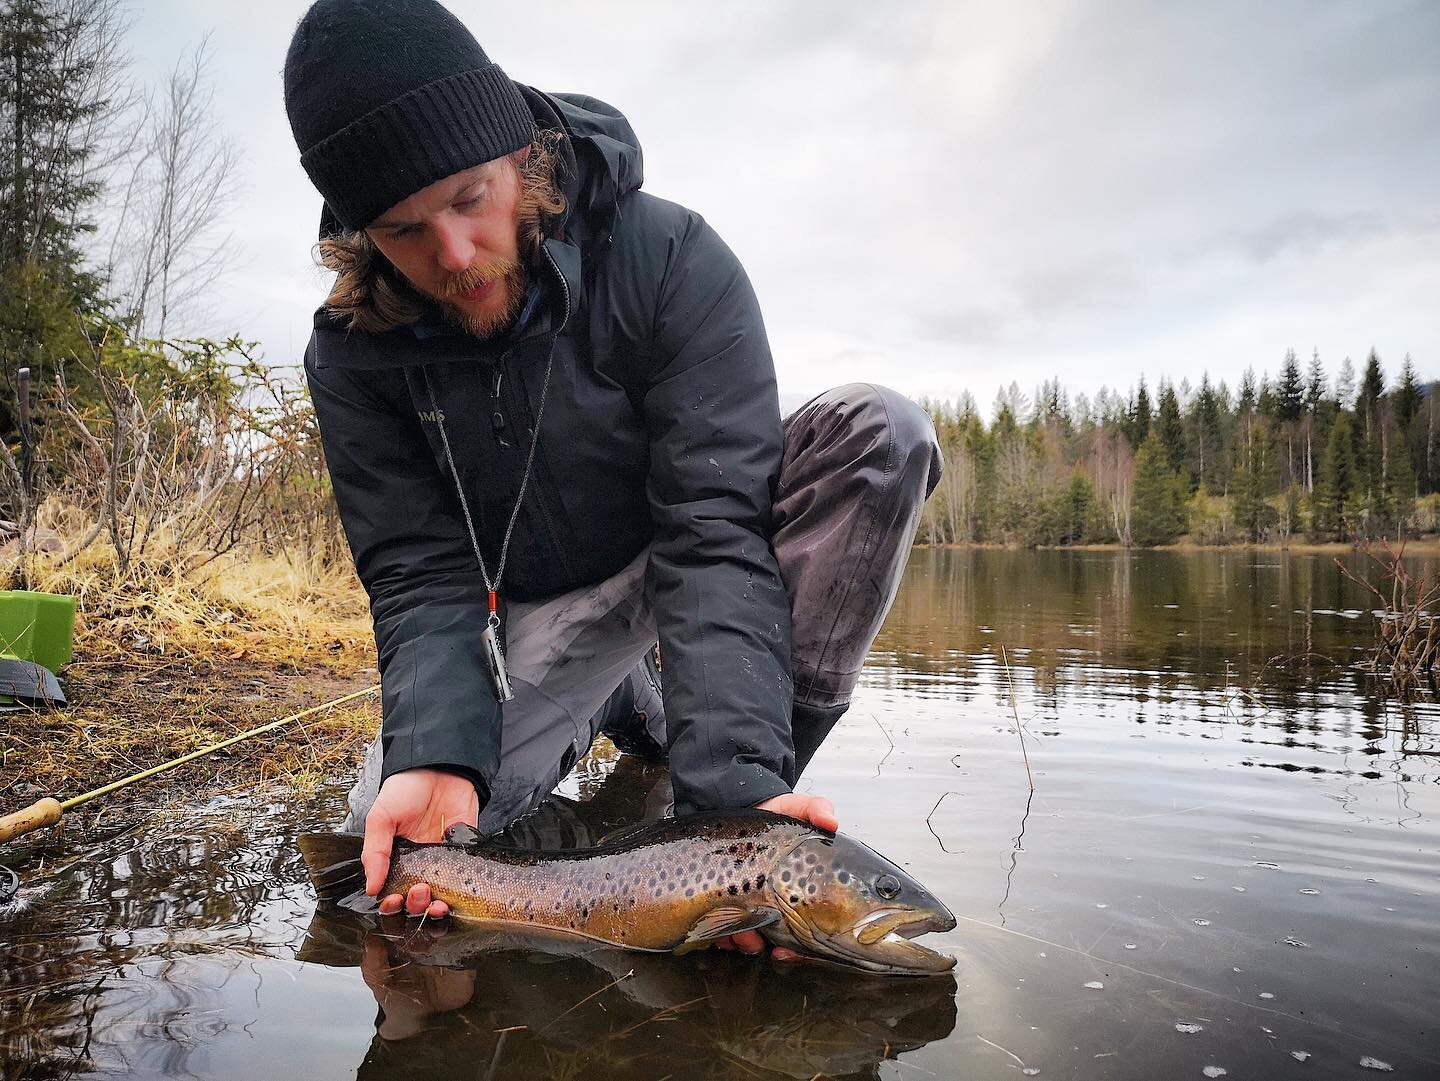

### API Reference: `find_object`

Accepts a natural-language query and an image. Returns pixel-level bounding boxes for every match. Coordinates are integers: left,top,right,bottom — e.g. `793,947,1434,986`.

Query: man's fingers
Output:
731,930,764,955
809,796,839,833
378,893,404,915
361,817,395,897
405,883,432,916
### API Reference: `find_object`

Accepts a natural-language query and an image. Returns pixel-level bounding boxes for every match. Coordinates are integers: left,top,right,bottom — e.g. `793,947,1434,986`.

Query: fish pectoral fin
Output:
682,905,780,945
442,822,483,847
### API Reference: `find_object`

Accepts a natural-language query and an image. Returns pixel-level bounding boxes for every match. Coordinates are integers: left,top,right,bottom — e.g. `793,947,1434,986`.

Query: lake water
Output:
3,548,1438,1079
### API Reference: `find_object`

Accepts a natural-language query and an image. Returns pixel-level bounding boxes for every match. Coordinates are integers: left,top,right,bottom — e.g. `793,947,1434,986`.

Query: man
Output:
284,0,942,957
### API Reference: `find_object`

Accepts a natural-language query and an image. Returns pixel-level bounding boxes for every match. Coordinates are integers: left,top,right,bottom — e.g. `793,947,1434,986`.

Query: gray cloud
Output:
114,0,1437,408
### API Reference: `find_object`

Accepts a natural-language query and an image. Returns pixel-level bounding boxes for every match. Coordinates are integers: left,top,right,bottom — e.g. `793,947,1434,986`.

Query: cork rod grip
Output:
0,797,62,843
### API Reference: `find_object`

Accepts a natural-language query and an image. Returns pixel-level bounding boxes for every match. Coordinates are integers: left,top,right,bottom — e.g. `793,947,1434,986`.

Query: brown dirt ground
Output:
1,642,381,845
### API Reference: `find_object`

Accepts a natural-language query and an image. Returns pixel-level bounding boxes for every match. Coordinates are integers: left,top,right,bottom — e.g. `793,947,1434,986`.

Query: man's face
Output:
365,157,525,338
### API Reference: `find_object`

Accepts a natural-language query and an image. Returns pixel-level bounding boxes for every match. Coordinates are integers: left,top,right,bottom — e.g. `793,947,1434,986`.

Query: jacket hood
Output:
523,86,644,242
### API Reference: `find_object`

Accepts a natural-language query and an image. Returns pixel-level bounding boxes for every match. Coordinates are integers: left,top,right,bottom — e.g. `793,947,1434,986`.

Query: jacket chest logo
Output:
417,409,445,424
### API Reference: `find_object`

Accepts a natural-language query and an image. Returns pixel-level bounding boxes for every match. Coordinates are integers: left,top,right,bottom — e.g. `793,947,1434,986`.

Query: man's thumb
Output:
360,827,394,897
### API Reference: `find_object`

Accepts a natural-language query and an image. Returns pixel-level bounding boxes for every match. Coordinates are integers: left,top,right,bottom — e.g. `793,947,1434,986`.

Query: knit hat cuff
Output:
299,64,532,230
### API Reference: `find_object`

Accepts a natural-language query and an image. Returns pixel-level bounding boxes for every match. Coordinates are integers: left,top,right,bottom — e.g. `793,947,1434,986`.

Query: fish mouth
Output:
817,907,958,975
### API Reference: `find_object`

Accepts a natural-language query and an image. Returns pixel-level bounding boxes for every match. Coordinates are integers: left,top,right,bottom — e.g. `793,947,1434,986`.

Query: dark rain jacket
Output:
303,88,795,816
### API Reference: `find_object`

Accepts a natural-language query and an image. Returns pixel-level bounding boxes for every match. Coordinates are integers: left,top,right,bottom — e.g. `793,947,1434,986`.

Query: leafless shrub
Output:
3,321,342,587
1335,538,1440,700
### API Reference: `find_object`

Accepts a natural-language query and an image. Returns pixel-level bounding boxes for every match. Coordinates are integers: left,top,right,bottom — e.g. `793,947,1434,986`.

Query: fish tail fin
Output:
297,832,367,901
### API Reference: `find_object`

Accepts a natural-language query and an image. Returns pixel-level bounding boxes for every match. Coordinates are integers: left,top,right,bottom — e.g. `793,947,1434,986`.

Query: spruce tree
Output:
1393,355,1424,497
1276,349,1304,423
1302,349,1327,492
1394,355,1422,429
1335,357,1357,409
1156,380,1187,478
1312,411,1355,540
1357,350,1385,437
0,0,119,299
1128,377,1153,447
1305,350,1326,414
1190,373,1224,491
1131,431,1186,546
1354,350,1386,530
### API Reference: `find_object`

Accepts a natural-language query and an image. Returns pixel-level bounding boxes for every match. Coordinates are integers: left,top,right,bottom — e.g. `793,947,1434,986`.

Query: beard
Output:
434,256,527,340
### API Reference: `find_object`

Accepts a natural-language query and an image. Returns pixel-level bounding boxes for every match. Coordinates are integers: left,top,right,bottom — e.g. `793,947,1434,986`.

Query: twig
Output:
924,791,960,854
1000,646,1035,792
872,714,895,777
976,1034,1028,1070
538,969,633,1032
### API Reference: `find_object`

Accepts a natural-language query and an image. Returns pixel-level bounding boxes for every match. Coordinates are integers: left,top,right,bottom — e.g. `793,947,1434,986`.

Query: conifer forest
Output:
918,353,1437,547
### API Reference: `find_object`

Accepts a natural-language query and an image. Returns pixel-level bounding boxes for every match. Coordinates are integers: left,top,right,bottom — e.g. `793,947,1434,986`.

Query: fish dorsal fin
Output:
595,818,663,848
443,822,484,847
682,905,779,945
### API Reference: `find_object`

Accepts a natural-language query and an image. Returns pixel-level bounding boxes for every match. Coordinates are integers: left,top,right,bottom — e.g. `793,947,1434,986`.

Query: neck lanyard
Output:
421,339,556,702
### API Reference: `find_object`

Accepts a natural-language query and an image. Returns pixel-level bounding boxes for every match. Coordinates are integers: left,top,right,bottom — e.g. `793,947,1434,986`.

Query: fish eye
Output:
874,874,902,900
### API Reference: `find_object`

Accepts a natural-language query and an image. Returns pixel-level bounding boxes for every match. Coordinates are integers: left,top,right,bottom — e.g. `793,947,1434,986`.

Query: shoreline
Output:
917,537,1440,555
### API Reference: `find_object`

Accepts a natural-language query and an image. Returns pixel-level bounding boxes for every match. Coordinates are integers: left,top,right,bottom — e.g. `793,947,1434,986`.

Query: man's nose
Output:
433,218,474,274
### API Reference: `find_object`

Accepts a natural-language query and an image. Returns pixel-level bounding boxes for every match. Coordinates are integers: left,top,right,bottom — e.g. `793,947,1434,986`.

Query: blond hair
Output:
316,129,567,333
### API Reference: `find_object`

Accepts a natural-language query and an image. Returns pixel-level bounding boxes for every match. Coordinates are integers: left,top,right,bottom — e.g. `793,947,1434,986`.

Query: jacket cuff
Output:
378,758,491,808
672,762,792,816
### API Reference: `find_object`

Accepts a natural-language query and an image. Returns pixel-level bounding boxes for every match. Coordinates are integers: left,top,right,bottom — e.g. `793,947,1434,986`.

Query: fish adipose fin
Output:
681,905,779,946
297,832,367,901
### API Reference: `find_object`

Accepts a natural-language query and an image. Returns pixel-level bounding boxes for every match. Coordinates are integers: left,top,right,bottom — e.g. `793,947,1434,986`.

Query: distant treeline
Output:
918,350,1436,547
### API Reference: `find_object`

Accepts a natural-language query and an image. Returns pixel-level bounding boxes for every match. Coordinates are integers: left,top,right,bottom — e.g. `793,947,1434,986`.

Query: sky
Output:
114,0,1439,415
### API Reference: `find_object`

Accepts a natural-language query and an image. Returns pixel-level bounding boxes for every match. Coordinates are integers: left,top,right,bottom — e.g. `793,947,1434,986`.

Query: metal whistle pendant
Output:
481,618,515,702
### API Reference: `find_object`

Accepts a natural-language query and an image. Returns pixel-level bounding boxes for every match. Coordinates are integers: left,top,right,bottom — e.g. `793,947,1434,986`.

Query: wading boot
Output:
598,646,667,760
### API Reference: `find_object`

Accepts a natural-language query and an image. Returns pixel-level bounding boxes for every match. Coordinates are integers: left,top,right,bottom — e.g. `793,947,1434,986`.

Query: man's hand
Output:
362,768,479,920
717,792,838,961
360,927,476,1041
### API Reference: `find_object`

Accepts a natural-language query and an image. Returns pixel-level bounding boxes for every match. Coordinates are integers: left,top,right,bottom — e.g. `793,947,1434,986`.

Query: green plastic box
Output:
0,589,76,671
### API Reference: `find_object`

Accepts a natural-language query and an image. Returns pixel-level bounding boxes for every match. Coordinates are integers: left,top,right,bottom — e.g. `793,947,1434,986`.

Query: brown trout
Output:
298,809,956,975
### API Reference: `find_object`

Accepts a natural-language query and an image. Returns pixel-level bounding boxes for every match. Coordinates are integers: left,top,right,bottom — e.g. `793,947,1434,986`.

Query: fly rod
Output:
0,684,379,844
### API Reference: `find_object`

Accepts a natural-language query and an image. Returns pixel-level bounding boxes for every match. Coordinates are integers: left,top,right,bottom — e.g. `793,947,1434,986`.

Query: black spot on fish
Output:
728,884,738,896
742,878,751,893
755,873,765,887
781,870,791,883
789,894,800,904
837,871,849,884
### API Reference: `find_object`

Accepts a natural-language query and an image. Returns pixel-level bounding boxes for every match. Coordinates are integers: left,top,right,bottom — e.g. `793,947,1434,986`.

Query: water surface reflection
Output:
2,549,1438,1079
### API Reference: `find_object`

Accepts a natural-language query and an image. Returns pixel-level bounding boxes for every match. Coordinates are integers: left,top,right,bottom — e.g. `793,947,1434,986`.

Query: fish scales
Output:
386,814,806,950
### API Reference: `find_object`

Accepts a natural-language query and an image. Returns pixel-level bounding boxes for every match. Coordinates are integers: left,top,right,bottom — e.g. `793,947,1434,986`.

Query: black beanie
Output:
283,0,533,230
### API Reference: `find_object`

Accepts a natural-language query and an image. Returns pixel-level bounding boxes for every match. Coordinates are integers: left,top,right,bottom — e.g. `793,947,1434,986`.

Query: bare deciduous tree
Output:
104,35,239,338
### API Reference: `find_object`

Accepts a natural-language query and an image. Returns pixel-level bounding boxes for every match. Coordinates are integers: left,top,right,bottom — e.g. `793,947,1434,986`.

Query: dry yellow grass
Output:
3,538,381,813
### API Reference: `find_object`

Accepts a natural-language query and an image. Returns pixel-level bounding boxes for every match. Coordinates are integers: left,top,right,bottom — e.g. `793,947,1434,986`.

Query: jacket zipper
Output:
497,244,576,583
